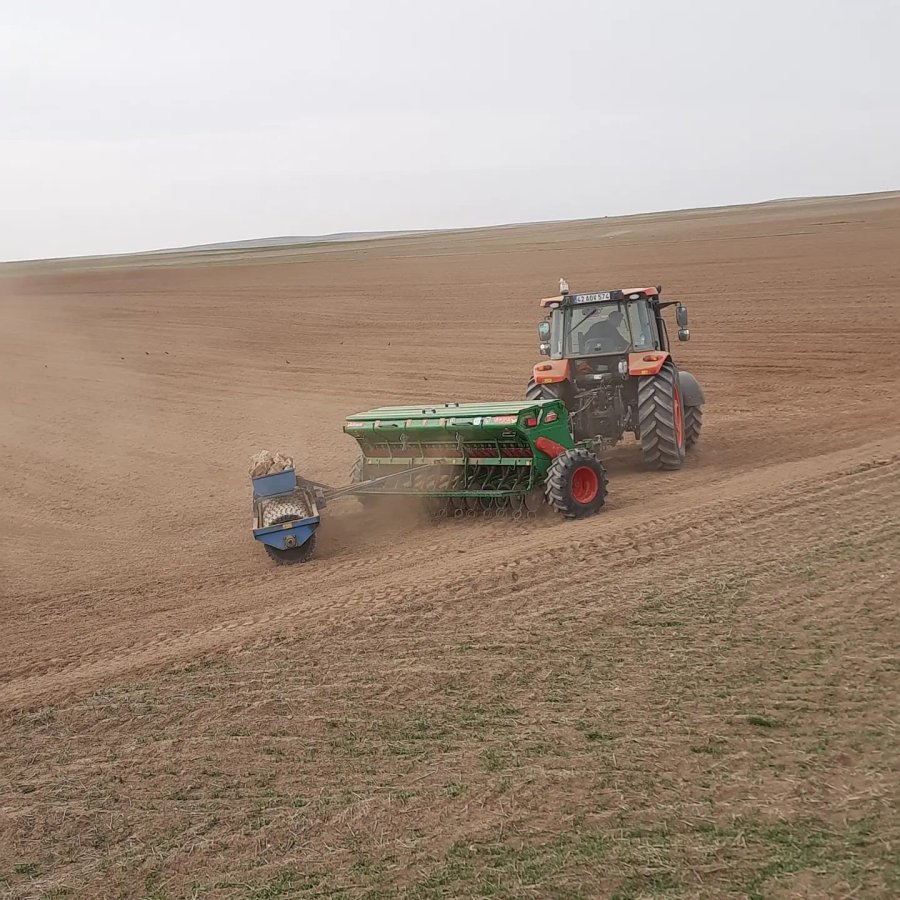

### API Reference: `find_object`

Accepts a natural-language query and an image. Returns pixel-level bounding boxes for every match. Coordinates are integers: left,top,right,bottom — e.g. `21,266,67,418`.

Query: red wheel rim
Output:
673,385,684,448
571,465,600,503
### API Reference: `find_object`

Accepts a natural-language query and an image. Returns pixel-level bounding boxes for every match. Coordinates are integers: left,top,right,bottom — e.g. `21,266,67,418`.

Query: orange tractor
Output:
525,282,703,469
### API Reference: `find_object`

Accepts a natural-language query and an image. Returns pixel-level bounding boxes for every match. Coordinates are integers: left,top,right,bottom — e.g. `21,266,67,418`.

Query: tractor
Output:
248,281,706,565
525,282,704,469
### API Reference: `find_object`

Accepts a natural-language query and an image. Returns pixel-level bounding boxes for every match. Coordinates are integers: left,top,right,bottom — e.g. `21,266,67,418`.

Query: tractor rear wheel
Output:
544,448,608,519
637,361,686,470
264,515,317,565
526,378,584,437
684,405,703,450
525,377,566,402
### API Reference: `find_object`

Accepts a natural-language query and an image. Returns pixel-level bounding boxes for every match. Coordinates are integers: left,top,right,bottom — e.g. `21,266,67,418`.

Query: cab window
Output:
626,303,658,350
564,303,630,355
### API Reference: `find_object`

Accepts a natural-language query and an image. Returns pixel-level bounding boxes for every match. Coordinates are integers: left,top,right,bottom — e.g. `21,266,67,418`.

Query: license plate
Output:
572,292,611,304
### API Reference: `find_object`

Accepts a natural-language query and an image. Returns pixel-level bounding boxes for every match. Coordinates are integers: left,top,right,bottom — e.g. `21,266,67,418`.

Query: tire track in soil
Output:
4,194,899,711
7,447,899,686
2,440,896,710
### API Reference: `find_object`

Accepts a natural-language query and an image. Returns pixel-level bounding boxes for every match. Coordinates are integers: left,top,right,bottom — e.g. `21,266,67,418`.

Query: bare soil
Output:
1,194,898,898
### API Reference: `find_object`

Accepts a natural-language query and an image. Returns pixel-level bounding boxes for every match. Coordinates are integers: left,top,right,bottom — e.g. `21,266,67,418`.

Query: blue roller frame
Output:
252,514,320,551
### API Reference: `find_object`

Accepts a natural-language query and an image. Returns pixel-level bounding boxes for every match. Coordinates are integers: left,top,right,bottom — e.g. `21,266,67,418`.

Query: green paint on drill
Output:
343,400,578,499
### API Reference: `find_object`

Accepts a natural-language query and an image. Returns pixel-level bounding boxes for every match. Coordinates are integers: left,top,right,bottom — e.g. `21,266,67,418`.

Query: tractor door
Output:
647,301,670,352
627,301,663,351
548,307,566,358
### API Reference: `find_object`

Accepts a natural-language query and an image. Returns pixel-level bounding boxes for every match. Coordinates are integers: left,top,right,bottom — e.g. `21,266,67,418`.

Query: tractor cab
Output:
538,287,688,363
527,283,703,459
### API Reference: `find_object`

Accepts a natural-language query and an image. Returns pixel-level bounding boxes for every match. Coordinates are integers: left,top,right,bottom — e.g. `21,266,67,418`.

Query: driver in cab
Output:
582,309,629,354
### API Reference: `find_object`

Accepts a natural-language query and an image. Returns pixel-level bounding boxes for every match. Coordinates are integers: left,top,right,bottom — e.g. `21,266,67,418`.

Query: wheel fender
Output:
678,370,705,408
532,358,571,385
628,351,670,376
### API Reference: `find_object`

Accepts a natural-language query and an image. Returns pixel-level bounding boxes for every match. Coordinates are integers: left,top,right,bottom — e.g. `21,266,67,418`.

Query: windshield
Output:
562,301,657,355
565,302,631,355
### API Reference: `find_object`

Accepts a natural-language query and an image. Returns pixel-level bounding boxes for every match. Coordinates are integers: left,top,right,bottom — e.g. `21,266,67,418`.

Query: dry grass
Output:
1,460,898,898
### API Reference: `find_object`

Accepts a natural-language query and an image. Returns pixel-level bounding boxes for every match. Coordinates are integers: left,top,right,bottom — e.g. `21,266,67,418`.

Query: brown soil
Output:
1,193,898,897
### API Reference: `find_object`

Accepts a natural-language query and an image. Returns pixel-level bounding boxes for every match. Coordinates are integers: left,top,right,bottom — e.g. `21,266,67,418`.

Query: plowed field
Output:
1,193,898,898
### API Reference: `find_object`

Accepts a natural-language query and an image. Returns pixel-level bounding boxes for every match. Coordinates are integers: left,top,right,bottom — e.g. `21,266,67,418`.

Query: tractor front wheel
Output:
637,362,686,470
544,449,608,519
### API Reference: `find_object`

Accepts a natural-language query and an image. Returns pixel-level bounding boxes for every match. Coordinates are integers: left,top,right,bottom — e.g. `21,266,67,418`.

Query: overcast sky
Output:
1,0,898,260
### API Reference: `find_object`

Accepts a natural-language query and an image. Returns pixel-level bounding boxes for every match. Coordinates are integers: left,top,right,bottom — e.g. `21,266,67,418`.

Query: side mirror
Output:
539,342,551,356
537,321,551,341
675,304,688,328
678,328,690,342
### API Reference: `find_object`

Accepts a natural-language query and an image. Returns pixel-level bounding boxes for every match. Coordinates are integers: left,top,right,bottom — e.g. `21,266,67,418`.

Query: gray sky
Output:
2,0,898,260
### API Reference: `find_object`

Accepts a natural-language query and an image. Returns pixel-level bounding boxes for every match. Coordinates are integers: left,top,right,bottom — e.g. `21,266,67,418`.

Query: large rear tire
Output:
544,449,608,519
684,405,703,450
526,378,584,438
525,377,566,402
637,361,686,470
